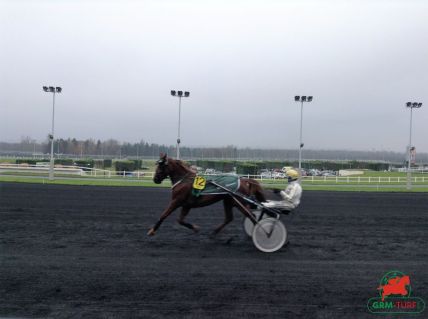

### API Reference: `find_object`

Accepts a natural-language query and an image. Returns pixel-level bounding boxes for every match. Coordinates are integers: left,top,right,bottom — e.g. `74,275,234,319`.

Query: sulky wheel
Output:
243,210,261,237
252,218,287,253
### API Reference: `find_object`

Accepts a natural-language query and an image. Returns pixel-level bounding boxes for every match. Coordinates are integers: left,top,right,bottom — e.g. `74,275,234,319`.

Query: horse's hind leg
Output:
177,206,200,233
212,197,234,236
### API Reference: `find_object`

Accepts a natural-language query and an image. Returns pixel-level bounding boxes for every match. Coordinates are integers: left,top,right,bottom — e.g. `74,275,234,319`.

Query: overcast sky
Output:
1,0,427,152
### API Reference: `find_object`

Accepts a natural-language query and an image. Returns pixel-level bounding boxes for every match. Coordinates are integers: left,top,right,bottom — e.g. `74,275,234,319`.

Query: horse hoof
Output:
147,228,156,236
193,225,200,233
225,237,234,245
209,231,218,239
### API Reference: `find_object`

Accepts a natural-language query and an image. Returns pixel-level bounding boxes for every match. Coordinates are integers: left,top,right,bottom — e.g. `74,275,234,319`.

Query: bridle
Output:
155,158,195,188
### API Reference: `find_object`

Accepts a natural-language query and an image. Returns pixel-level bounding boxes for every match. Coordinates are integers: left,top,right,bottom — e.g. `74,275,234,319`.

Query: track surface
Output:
1,182,427,318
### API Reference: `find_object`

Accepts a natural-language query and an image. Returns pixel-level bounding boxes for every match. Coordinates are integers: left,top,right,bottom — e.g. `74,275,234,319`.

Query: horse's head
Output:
153,153,170,184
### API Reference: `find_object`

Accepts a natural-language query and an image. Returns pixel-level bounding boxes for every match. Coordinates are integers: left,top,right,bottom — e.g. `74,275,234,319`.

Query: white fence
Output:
243,174,428,183
300,175,427,183
0,164,147,179
1,164,427,184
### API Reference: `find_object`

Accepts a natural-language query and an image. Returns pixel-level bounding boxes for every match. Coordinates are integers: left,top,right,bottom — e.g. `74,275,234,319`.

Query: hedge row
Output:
193,160,235,172
14,158,113,168
13,158,390,173
192,159,391,175
114,160,143,172
16,159,46,165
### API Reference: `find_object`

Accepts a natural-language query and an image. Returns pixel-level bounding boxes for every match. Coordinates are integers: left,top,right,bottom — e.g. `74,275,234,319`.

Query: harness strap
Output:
171,178,183,189
171,173,193,190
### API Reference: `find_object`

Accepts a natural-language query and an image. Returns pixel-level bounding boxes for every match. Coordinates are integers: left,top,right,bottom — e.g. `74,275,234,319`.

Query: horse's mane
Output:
171,158,195,175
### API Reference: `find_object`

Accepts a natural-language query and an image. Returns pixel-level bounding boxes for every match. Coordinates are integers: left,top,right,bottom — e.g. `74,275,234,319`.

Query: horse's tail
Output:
243,178,266,203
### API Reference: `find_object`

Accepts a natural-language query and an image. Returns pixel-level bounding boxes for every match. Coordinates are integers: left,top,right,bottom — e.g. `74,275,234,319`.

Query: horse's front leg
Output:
147,201,179,236
177,206,200,233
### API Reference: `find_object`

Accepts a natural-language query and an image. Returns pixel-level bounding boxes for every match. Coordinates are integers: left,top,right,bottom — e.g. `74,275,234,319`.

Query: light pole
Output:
294,95,313,172
171,90,190,159
43,86,62,180
405,101,422,190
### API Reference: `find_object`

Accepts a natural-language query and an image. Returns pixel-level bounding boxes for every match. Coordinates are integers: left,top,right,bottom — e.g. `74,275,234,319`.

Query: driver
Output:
263,169,302,211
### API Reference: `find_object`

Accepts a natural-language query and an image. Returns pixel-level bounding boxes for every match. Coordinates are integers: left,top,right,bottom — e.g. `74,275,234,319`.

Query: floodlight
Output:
42,85,62,181
404,100,423,190
170,89,190,160
294,94,314,171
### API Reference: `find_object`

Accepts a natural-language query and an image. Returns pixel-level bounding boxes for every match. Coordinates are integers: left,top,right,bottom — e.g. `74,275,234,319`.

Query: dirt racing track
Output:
1,182,427,318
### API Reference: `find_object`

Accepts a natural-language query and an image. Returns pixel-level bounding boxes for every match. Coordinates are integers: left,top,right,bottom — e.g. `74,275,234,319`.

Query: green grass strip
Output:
0,175,170,187
1,175,427,192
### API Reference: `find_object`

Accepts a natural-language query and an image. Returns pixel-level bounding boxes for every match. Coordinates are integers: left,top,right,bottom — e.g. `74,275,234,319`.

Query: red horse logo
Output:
378,275,410,301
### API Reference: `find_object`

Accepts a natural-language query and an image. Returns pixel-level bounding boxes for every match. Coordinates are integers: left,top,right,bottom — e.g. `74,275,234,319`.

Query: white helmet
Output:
287,169,299,181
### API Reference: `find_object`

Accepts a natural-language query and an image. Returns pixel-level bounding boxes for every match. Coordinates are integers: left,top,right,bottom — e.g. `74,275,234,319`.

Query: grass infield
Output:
1,175,428,192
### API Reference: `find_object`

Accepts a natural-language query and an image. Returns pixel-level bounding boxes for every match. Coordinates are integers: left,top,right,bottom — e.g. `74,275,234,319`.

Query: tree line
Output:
1,136,427,164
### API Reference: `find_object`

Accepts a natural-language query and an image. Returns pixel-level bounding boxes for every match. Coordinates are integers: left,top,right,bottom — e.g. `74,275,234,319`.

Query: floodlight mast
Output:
406,101,423,190
294,95,313,173
171,90,190,159
43,86,62,180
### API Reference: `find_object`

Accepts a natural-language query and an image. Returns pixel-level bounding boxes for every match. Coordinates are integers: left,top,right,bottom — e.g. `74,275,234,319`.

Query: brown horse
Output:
147,153,266,236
